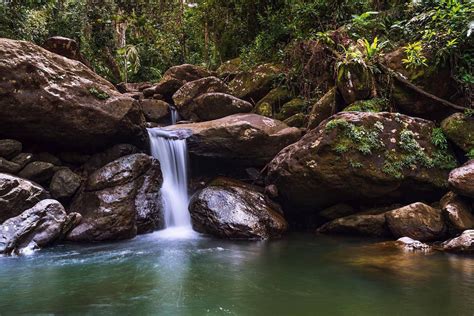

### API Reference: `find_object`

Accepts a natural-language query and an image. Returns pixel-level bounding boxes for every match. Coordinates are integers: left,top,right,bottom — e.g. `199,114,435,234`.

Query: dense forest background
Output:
0,0,472,98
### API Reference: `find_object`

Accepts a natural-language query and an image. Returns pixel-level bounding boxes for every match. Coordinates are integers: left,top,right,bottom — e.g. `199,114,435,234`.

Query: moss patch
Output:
277,98,307,121
441,112,474,153
343,98,389,113
88,87,110,100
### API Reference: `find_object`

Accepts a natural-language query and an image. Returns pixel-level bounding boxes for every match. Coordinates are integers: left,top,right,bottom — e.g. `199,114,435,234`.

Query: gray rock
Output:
18,161,55,184
49,168,82,200
0,199,80,255
442,230,474,254
0,173,49,223
0,157,21,174
11,152,34,169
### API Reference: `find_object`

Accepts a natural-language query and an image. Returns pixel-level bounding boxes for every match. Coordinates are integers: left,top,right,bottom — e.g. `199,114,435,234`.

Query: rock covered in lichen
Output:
266,112,458,213
441,112,474,154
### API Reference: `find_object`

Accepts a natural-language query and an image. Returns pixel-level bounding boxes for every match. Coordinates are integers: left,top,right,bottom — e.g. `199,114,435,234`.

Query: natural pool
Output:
1,232,473,315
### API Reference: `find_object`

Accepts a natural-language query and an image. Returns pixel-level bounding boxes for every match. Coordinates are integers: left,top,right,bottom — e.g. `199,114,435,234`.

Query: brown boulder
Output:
449,160,474,198
184,93,253,122
266,112,457,212
317,213,390,237
189,178,288,239
228,64,280,103
307,88,335,129
0,38,145,151
167,113,301,166
440,191,474,233
385,203,446,241
42,36,90,67
140,99,170,122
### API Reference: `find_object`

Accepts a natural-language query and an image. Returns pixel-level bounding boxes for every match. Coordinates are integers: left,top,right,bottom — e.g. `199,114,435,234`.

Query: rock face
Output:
173,76,230,117
441,112,473,153
442,230,474,254
228,64,280,103
0,38,145,151
183,93,253,122
266,112,457,212
67,154,163,242
385,203,446,241
449,160,474,198
0,173,49,223
317,213,389,237
189,178,288,239
440,192,474,233
168,114,301,166
0,199,81,255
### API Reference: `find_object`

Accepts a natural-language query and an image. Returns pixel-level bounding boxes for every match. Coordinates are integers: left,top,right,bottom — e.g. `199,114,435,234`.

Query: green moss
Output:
467,148,474,160
254,87,292,117
276,98,307,121
88,87,110,100
343,98,389,113
349,160,363,169
441,112,474,152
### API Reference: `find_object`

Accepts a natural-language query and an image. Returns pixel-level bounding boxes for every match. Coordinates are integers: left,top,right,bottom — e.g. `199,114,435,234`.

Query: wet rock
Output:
441,112,473,153
189,178,288,239
0,38,145,151
0,173,49,223
448,160,474,198
0,199,80,255
11,153,34,169
18,161,55,184
266,112,457,212
228,64,281,103
168,113,301,166
440,192,474,233
0,157,21,174
173,76,229,115
385,203,446,241
0,139,22,159
394,237,431,252
317,213,389,237
49,168,82,201
140,99,170,122
442,230,474,254
184,93,253,122
307,88,336,129
67,154,163,242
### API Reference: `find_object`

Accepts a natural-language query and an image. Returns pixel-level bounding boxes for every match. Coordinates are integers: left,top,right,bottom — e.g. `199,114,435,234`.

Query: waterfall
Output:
169,106,180,125
147,128,194,235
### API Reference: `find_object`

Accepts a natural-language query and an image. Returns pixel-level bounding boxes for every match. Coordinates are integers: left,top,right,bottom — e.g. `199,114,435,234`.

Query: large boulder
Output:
172,76,230,117
139,99,170,123
385,203,446,241
0,38,145,151
0,199,80,255
167,114,301,166
440,191,474,233
17,161,55,184
152,64,211,100
0,173,49,223
182,93,253,122
228,64,281,103
66,154,163,242
266,112,457,212
442,230,474,254
448,160,474,198
441,112,473,153
189,178,288,239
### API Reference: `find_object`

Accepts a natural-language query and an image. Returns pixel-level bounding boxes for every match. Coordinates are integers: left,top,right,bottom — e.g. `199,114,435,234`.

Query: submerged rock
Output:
442,230,474,254
67,154,163,242
449,160,474,198
385,203,446,242
0,173,49,223
0,38,145,151
0,199,81,255
189,178,288,239
168,113,301,166
266,112,457,213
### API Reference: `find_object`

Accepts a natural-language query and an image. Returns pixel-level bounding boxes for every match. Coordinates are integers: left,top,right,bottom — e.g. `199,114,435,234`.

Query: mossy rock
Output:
336,62,373,105
343,98,389,113
276,98,307,121
217,58,242,75
284,113,308,128
228,63,281,103
254,87,292,118
441,112,474,153
307,87,336,130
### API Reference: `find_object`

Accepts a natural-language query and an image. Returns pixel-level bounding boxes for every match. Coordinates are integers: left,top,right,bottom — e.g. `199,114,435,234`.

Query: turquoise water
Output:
0,233,473,315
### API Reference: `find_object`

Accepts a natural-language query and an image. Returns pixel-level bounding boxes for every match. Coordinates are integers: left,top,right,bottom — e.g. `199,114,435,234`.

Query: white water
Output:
170,106,180,125
147,128,195,237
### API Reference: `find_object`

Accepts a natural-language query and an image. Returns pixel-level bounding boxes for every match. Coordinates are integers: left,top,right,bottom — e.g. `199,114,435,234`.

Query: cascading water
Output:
169,105,180,125
147,128,195,238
